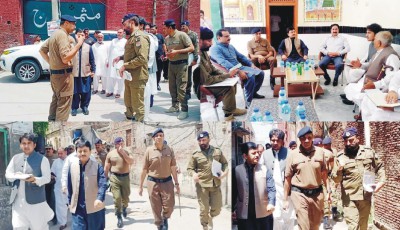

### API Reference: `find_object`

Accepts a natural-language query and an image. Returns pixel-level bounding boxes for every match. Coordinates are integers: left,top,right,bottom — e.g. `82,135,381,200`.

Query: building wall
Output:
0,0,23,50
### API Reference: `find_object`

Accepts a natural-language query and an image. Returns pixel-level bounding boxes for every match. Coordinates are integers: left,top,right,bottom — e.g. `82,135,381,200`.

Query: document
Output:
212,160,222,177
115,60,132,81
365,89,400,108
11,173,32,180
205,76,239,88
363,170,376,193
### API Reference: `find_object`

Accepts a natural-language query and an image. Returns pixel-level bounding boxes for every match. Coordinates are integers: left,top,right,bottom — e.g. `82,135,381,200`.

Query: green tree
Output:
33,122,49,136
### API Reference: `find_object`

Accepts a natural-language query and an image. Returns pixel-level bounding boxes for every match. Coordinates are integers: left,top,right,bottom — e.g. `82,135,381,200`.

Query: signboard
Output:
47,20,60,37
23,1,106,38
11,122,33,135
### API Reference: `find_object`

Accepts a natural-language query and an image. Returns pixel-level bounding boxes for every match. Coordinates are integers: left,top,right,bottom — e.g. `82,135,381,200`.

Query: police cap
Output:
342,127,358,139
297,126,313,138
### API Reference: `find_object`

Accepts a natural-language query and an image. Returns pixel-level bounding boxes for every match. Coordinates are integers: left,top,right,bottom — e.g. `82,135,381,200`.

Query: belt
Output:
50,68,73,75
147,175,172,183
111,172,129,177
169,59,187,65
291,185,322,196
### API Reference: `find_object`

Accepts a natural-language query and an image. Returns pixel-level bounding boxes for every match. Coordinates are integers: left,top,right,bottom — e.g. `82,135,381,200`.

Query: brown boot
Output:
231,108,247,116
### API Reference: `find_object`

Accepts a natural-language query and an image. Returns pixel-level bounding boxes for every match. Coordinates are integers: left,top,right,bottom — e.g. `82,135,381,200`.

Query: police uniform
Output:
164,19,193,117
285,127,327,229
247,29,276,70
181,21,199,98
122,14,150,122
143,128,177,229
331,128,386,230
187,132,228,229
40,15,76,121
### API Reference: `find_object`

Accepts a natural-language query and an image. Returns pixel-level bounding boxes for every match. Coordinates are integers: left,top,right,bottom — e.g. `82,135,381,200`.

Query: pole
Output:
178,193,182,216
51,0,59,21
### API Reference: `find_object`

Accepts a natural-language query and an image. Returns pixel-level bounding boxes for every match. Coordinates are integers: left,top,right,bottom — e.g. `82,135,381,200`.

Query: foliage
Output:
33,122,48,136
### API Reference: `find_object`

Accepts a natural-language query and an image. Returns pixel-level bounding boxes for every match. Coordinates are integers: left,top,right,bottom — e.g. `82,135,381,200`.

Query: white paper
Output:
204,76,239,87
365,89,400,108
12,173,32,180
363,170,376,192
229,63,242,71
212,160,222,177
115,60,132,81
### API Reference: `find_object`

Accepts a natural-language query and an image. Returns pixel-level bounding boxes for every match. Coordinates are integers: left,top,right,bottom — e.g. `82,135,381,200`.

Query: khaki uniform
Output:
322,148,334,217
331,145,386,230
143,144,177,227
165,30,193,112
200,50,237,115
187,146,228,227
247,37,276,70
106,149,132,215
285,146,327,229
40,28,74,121
123,29,150,121
93,149,108,167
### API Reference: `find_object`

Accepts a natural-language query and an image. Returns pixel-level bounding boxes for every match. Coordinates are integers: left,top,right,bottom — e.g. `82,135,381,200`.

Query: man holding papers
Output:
187,131,229,230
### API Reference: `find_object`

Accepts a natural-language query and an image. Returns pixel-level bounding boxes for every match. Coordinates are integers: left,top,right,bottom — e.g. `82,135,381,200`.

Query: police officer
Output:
139,128,179,230
187,131,229,230
117,13,150,122
331,127,386,230
104,137,134,228
39,15,85,121
93,138,108,167
163,19,194,120
283,126,330,229
180,21,199,100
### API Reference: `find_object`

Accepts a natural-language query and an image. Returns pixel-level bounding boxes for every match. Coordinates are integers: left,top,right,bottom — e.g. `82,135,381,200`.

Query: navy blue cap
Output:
313,138,323,145
251,28,261,34
152,128,164,137
164,19,176,26
322,137,332,145
72,137,80,144
114,137,124,144
181,21,190,26
200,27,214,40
297,126,313,138
61,15,76,22
342,127,358,139
138,16,147,25
122,13,138,24
95,138,103,144
197,131,209,140
289,141,297,147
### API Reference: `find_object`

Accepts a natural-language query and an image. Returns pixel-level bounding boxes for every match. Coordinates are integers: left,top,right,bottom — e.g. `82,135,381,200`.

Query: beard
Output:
124,28,132,35
345,145,359,156
200,144,209,151
200,46,210,52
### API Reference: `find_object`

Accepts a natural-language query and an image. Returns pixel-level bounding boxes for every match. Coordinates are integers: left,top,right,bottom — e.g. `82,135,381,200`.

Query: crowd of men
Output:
39,13,199,122
232,126,386,230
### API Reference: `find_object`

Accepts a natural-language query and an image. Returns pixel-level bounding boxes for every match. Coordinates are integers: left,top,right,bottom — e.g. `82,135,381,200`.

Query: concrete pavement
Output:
0,70,200,122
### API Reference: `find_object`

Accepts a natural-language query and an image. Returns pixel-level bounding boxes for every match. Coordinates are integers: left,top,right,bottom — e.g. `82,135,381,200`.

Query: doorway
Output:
269,6,294,50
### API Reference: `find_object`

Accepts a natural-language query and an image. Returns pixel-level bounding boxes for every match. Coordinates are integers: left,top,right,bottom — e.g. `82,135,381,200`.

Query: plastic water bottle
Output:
299,113,307,121
278,87,287,99
279,60,285,72
263,111,274,122
295,101,307,121
281,100,291,121
278,92,285,118
250,108,263,122
291,64,297,79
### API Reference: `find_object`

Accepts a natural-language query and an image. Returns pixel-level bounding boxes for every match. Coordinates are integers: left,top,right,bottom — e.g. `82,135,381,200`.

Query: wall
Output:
0,0,23,50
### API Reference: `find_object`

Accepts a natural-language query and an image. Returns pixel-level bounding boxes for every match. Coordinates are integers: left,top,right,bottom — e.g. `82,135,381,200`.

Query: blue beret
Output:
181,21,190,26
197,131,209,140
122,13,138,24
200,27,214,40
152,128,164,137
297,126,312,138
61,15,76,22
164,19,175,26
322,137,332,144
114,137,124,144
342,127,358,139
289,141,297,147
251,28,261,34
313,138,323,145
95,138,103,144
138,16,147,25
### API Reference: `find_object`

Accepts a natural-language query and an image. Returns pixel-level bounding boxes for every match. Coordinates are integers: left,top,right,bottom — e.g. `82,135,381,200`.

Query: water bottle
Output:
279,60,285,72
291,64,297,79
278,87,287,99
250,108,263,122
263,111,274,122
295,101,307,121
298,62,304,76
278,92,285,118
281,100,291,121
299,113,307,121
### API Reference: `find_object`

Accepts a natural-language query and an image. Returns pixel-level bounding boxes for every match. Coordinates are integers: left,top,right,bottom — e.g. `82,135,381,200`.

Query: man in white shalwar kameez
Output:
106,29,127,98
92,33,110,94
51,147,69,229
6,133,54,230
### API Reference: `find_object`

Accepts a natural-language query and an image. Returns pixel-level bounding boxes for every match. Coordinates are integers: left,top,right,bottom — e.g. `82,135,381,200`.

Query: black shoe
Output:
158,226,163,230
82,107,89,115
342,99,355,105
253,93,265,99
333,80,338,86
71,109,77,116
324,78,331,85
162,219,168,230
122,207,127,218
117,215,123,228
340,94,347,100
270,83,275,90
157,85,161,91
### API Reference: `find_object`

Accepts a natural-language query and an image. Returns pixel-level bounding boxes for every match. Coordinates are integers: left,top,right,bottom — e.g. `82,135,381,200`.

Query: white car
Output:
0,30,117,83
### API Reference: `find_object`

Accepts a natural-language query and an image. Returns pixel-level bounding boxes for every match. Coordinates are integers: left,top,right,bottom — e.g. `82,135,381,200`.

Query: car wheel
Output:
14,60,41,83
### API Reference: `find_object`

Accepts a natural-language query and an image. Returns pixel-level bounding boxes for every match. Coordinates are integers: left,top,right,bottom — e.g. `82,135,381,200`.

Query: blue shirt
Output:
210,41,252,70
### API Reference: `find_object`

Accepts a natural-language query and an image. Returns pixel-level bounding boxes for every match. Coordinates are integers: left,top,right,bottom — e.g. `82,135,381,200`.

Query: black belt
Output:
50,68,73,75
111,172,129,177
169,59,187,65
147,175,172,183
291,185,322,196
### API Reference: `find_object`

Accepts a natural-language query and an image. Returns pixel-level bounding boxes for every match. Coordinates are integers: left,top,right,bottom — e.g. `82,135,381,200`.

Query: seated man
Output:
319,24,350,86
247,28,276,90
199,27,247,121
210,28,265,108
343,31,400,107
361,70,400,121
278,26,309,63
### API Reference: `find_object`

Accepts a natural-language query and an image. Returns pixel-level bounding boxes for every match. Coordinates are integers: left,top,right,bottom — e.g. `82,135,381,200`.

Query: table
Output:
272,67,325,97
246,97,319,122
285,69,320,107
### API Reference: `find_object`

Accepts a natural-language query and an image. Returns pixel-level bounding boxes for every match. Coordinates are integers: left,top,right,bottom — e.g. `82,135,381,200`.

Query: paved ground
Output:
0,70,200,122
49,184,231,230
